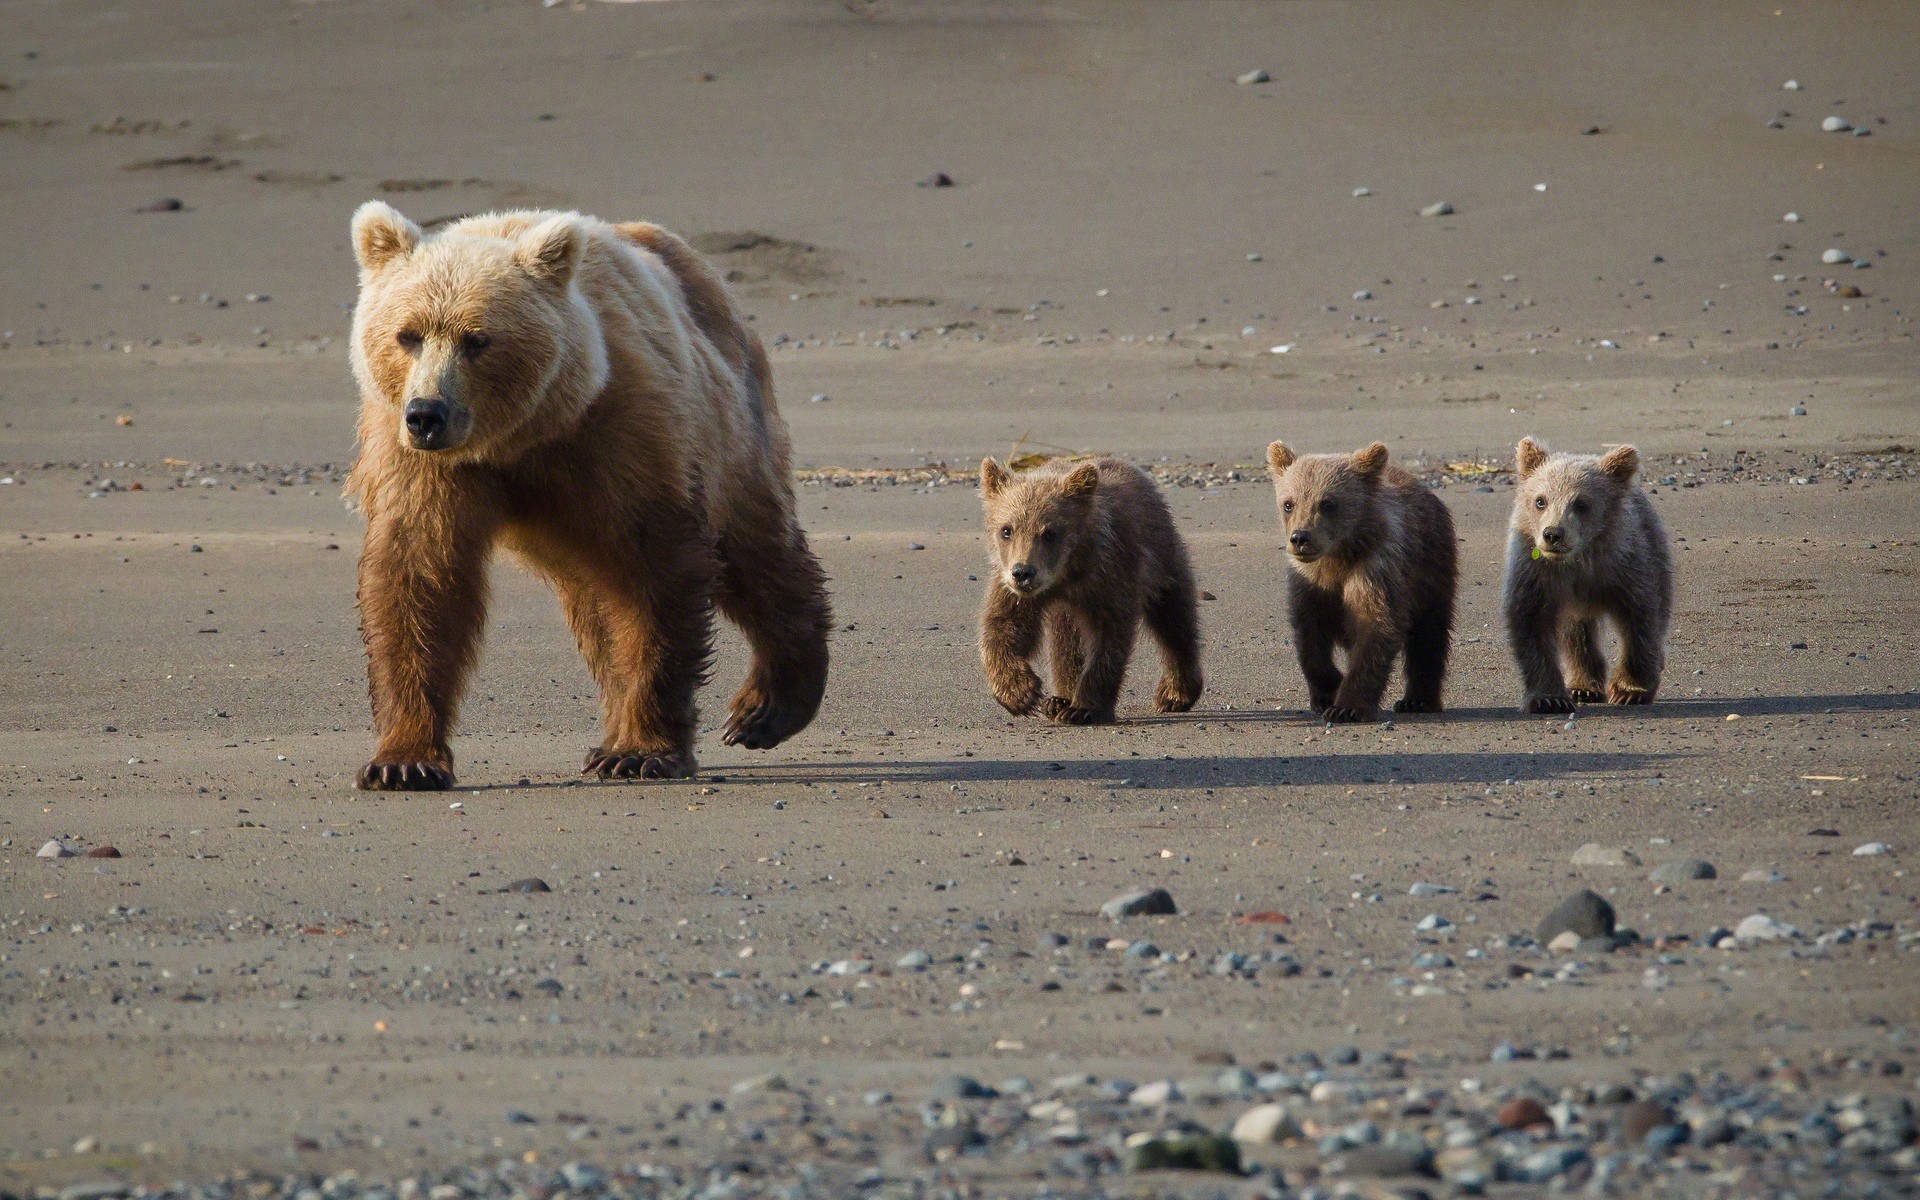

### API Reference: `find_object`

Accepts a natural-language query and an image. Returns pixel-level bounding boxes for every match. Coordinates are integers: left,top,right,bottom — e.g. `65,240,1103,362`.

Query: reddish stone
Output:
84,845,122,858
1497,1097,1551,1131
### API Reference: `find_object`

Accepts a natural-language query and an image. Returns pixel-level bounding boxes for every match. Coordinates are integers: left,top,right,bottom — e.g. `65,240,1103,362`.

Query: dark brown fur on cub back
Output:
1265,440,1458,722
1503,437,1672,712
978,457,1203,724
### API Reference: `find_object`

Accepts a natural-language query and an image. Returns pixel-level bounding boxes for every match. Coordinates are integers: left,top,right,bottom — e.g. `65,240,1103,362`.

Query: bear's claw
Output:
584,748,695,780
1525,694,1578,714
1153,681,1199,713
1392,697,1441,714
1322,705,1375,724
1607,682,1655,705
1568,687,1607,703
356,761,454,791
722,695,811,750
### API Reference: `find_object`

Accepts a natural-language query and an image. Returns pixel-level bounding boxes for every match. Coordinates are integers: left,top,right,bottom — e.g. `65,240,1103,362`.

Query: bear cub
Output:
1503,437,1672,712
978,457,1203,724
1266,441,1458,722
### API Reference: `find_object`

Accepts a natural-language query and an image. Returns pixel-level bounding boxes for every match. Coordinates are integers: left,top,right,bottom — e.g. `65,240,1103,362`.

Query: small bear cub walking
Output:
1503,437,1673,712
1266,441,1458,722
978,457,1203,724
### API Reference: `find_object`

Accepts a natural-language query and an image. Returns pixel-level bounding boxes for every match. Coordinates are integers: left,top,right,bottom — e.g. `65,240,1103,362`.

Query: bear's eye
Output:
1281,499,1294,513
396,329,423,350
1533,495,1548,510
999,525,1012,541
460,332,491,357
1320,500,1338,516
1570,497,1588,513
1040,528,1058,543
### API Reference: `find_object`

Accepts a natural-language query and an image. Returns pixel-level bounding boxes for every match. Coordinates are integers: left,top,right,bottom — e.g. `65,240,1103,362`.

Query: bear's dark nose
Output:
1541,525,1566,548
1009,563,1036,587
404,398,450,445
1289,530,1313,551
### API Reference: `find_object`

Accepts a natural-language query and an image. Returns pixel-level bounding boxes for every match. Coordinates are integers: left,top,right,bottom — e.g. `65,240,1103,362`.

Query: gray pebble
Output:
1537,889,1616,942
1101,886,1176,919
1649,858,1716,883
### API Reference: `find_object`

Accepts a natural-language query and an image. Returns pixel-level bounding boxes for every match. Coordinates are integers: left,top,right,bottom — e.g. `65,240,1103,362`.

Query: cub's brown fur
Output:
1503,437,1672,712
1265,441,1458,722
977,457,1202,724
346,202,830,789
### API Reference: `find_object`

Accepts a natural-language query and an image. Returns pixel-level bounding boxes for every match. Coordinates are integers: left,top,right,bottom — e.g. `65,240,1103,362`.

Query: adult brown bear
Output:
346,203,830,790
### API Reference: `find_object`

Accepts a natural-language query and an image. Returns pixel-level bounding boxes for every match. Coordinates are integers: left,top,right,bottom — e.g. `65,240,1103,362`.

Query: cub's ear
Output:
1598,444,1641,482
352,201,422,273
1515,436,1549,479
1350,442,1389,477
1060,462,1100,499
516,215,586,286
980,457,1011,500
1265,440,1296,478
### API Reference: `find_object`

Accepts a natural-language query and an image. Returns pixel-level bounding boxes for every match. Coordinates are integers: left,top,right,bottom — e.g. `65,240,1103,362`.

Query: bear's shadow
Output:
1128,690,1920,726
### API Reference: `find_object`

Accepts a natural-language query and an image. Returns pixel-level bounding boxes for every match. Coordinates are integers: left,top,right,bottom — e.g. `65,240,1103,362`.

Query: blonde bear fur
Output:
1502,437,1672,712
346,202,830,789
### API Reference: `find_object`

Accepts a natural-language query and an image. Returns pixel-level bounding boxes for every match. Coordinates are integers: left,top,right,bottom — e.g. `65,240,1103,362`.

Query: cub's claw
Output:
1049,704,1113,726
1153,680,1199,713
584,747,696,781
1322,705,1375,724
1526,694,1578,714
723,693,810,749
1036,695,1075,720
356,760,454,791
1568,687,1607,703
1393,697,1440,714
1607,682,1655,706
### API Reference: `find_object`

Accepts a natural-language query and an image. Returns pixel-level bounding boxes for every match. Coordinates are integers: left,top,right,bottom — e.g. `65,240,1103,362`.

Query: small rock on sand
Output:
37,839,77,859
1852,842,1892,857
1231,1102,1302,1144
1537,890,1615,942
1649,858,1715,883
1820,115,1852,132
1572,843,1640,867
1734,913,1798,942
1235,69,1270,85
1419,201,1454,217
1101,887,1177,919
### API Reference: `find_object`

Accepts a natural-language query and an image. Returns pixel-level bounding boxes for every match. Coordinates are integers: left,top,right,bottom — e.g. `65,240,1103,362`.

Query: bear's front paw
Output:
1307,692,1337,716
1153,678,1200,713
1322,705,1376,724
1525,694,1578,714
722,691,809,750
356,760,454,791
1046,703,1114,726
1606,681,1655,706
1036,695,1074,720
1567,687,1607,703
991,671,1044,717
584,747,696,781
1392,696,1441,714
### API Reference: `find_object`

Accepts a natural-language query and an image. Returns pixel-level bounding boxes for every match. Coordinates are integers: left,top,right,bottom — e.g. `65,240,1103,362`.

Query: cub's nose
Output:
1541,525,1566,548
1288,530,1313,551
1008,563,1036,587
404,398,450,444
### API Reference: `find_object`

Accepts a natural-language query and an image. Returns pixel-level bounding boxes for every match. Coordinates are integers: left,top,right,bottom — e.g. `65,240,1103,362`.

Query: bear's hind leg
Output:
1056,599,1135,725
576,524,716,780
1561,617,1608,703
1395,605,1451,714
1037,606,1085,719
716,511,832,750
1144,575,1203,713
1607,606,1665,706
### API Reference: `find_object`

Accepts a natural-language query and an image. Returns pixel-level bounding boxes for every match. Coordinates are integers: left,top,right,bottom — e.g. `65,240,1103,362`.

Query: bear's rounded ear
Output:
1060,462,1100,499
1350,442,1389,476
516,216,585,287
1265,440,1296,478
1598,444,1641,482
352,201,422,274
1515,437,1549,479
980,457,1010,500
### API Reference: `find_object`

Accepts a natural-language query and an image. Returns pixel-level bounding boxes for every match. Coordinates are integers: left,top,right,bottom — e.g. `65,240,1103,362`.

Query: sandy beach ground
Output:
2,2,1917,1195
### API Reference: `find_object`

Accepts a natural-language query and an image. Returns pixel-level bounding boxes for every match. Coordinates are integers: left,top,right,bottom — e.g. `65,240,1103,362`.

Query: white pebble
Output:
1351,187,1371,198
1820,115,1851,133
1821,248,1851,265
1420,201,1454,217
1783,79,1801,90
1269,343,1295,354
1782,211,1800,222
1852,842,1892,857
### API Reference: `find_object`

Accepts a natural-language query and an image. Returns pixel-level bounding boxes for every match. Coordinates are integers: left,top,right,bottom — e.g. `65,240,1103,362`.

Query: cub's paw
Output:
1322,705,1376,724
992,672,1044,717
1153,679,1200,713
1392,697,1442,714
1525,694,1578,714
1606,682,1655,706
723,690,811,750
1567,687,1607,703
1307,692,1338,717
584,747,696,781
356,760,454,791
1047,704,1114,726
1036,695,1075,720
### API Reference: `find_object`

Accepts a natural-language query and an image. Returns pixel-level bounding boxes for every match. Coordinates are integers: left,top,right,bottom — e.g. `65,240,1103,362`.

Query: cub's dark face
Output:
349,202,590,461
1512,438,1639,561
979,458,1098,597
1266,441,1388,564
